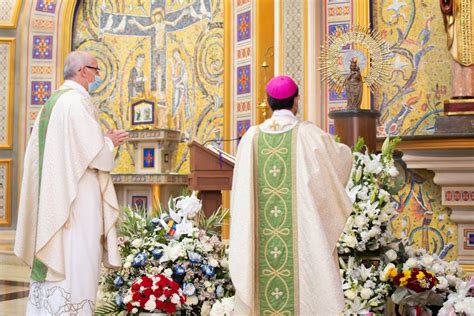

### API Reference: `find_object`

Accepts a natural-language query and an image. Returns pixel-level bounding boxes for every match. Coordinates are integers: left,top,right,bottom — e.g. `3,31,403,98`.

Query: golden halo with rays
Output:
320,25,392,94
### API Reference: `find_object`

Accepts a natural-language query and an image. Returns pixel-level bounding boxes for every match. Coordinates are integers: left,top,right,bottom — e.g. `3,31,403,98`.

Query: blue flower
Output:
172,265,186,283
115,294,123,307
132,252,147,267
113,275,124,287
151,218,160,226
173,265,186,276
187,251,202,264
201,264,216,277
151,248,163,260
182,282,196,296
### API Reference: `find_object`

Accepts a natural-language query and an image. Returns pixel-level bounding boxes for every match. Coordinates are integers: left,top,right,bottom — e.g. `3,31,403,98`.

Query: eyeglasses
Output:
84,65,100,74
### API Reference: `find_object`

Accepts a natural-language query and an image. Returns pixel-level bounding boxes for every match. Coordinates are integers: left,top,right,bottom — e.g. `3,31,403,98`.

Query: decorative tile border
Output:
32,35,53,60
31,81,52,105
0,38,14,149
233,1,253,154
0,159,12,226
328,5,350,17
236,118,251,145
237,47,251,59
32,18,55,32
236,100,251,113
237,0,250,6
443,187,474,206
237,64,251,95
35,0,57,14
237,11,251,42
324,0,352,132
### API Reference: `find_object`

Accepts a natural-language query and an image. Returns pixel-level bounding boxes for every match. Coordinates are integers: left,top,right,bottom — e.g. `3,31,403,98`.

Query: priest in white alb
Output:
14,51,129,315
229,75,353,315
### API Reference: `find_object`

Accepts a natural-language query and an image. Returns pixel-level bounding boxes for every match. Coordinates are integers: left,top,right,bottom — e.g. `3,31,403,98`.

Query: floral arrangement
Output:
96,192,235,315
386,266,444,314
338,138,467,314
340,257,391,313
123,274,186,314
338,137,402,254
439,277,474,316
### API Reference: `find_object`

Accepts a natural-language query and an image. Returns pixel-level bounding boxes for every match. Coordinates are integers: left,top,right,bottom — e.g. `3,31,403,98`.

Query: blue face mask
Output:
88,75,101,93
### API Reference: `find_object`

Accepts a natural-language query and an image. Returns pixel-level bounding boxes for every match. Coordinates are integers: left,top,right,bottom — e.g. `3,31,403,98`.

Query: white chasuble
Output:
14,80,121,315
229,110,353,315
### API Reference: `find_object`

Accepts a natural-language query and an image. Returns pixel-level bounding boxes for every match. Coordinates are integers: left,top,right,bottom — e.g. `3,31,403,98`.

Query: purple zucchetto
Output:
266,75,298,100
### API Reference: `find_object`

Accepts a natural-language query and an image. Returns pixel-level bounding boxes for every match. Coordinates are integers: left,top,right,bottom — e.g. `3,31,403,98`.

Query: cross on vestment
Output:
269,120,280,131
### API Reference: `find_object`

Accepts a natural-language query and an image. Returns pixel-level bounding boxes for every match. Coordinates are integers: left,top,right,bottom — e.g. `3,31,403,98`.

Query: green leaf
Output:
353,137,365,152
94,302,121,315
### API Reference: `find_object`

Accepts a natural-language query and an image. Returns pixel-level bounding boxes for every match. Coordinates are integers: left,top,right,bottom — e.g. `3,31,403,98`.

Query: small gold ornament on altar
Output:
320,26,392,109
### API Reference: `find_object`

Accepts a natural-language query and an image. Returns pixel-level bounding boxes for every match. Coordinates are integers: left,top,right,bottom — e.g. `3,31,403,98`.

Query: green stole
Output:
31,88,71,282
253,125,299,315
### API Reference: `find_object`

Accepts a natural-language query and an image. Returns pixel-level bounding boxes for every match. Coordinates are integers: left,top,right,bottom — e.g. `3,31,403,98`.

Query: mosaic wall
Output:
373,0,452,136
370,1,458,259
391,165,458,260
233,0,252,154
73,0,224,173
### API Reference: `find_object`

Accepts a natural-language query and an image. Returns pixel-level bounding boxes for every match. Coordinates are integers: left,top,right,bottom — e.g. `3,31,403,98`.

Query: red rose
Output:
163,302,177,314
142,276,153,287
131,283,141,292
126,303,133,312
154,288,164,298
157,277,167,287
156,300,165,310
170,282,179,291
132,292,141,302
143,288,153,298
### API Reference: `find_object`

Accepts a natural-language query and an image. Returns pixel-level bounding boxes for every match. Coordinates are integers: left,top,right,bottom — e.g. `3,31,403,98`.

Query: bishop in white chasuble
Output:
229,76,353,315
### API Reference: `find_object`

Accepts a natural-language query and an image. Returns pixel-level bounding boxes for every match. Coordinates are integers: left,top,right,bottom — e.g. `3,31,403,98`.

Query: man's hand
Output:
106,130,129,147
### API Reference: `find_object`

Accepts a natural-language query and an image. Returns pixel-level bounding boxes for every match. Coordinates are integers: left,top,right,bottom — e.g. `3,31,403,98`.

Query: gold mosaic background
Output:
374,0,452,136
391,166,457,260
73,0,224,173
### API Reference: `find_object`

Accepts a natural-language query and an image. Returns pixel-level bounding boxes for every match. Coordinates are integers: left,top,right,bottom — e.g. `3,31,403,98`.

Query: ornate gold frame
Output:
0,38,15,149
0,159,12,226
129,95,159,130
0,0,22,28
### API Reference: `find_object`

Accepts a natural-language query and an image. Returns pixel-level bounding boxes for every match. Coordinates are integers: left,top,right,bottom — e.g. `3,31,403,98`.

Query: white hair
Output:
63,51,95,80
